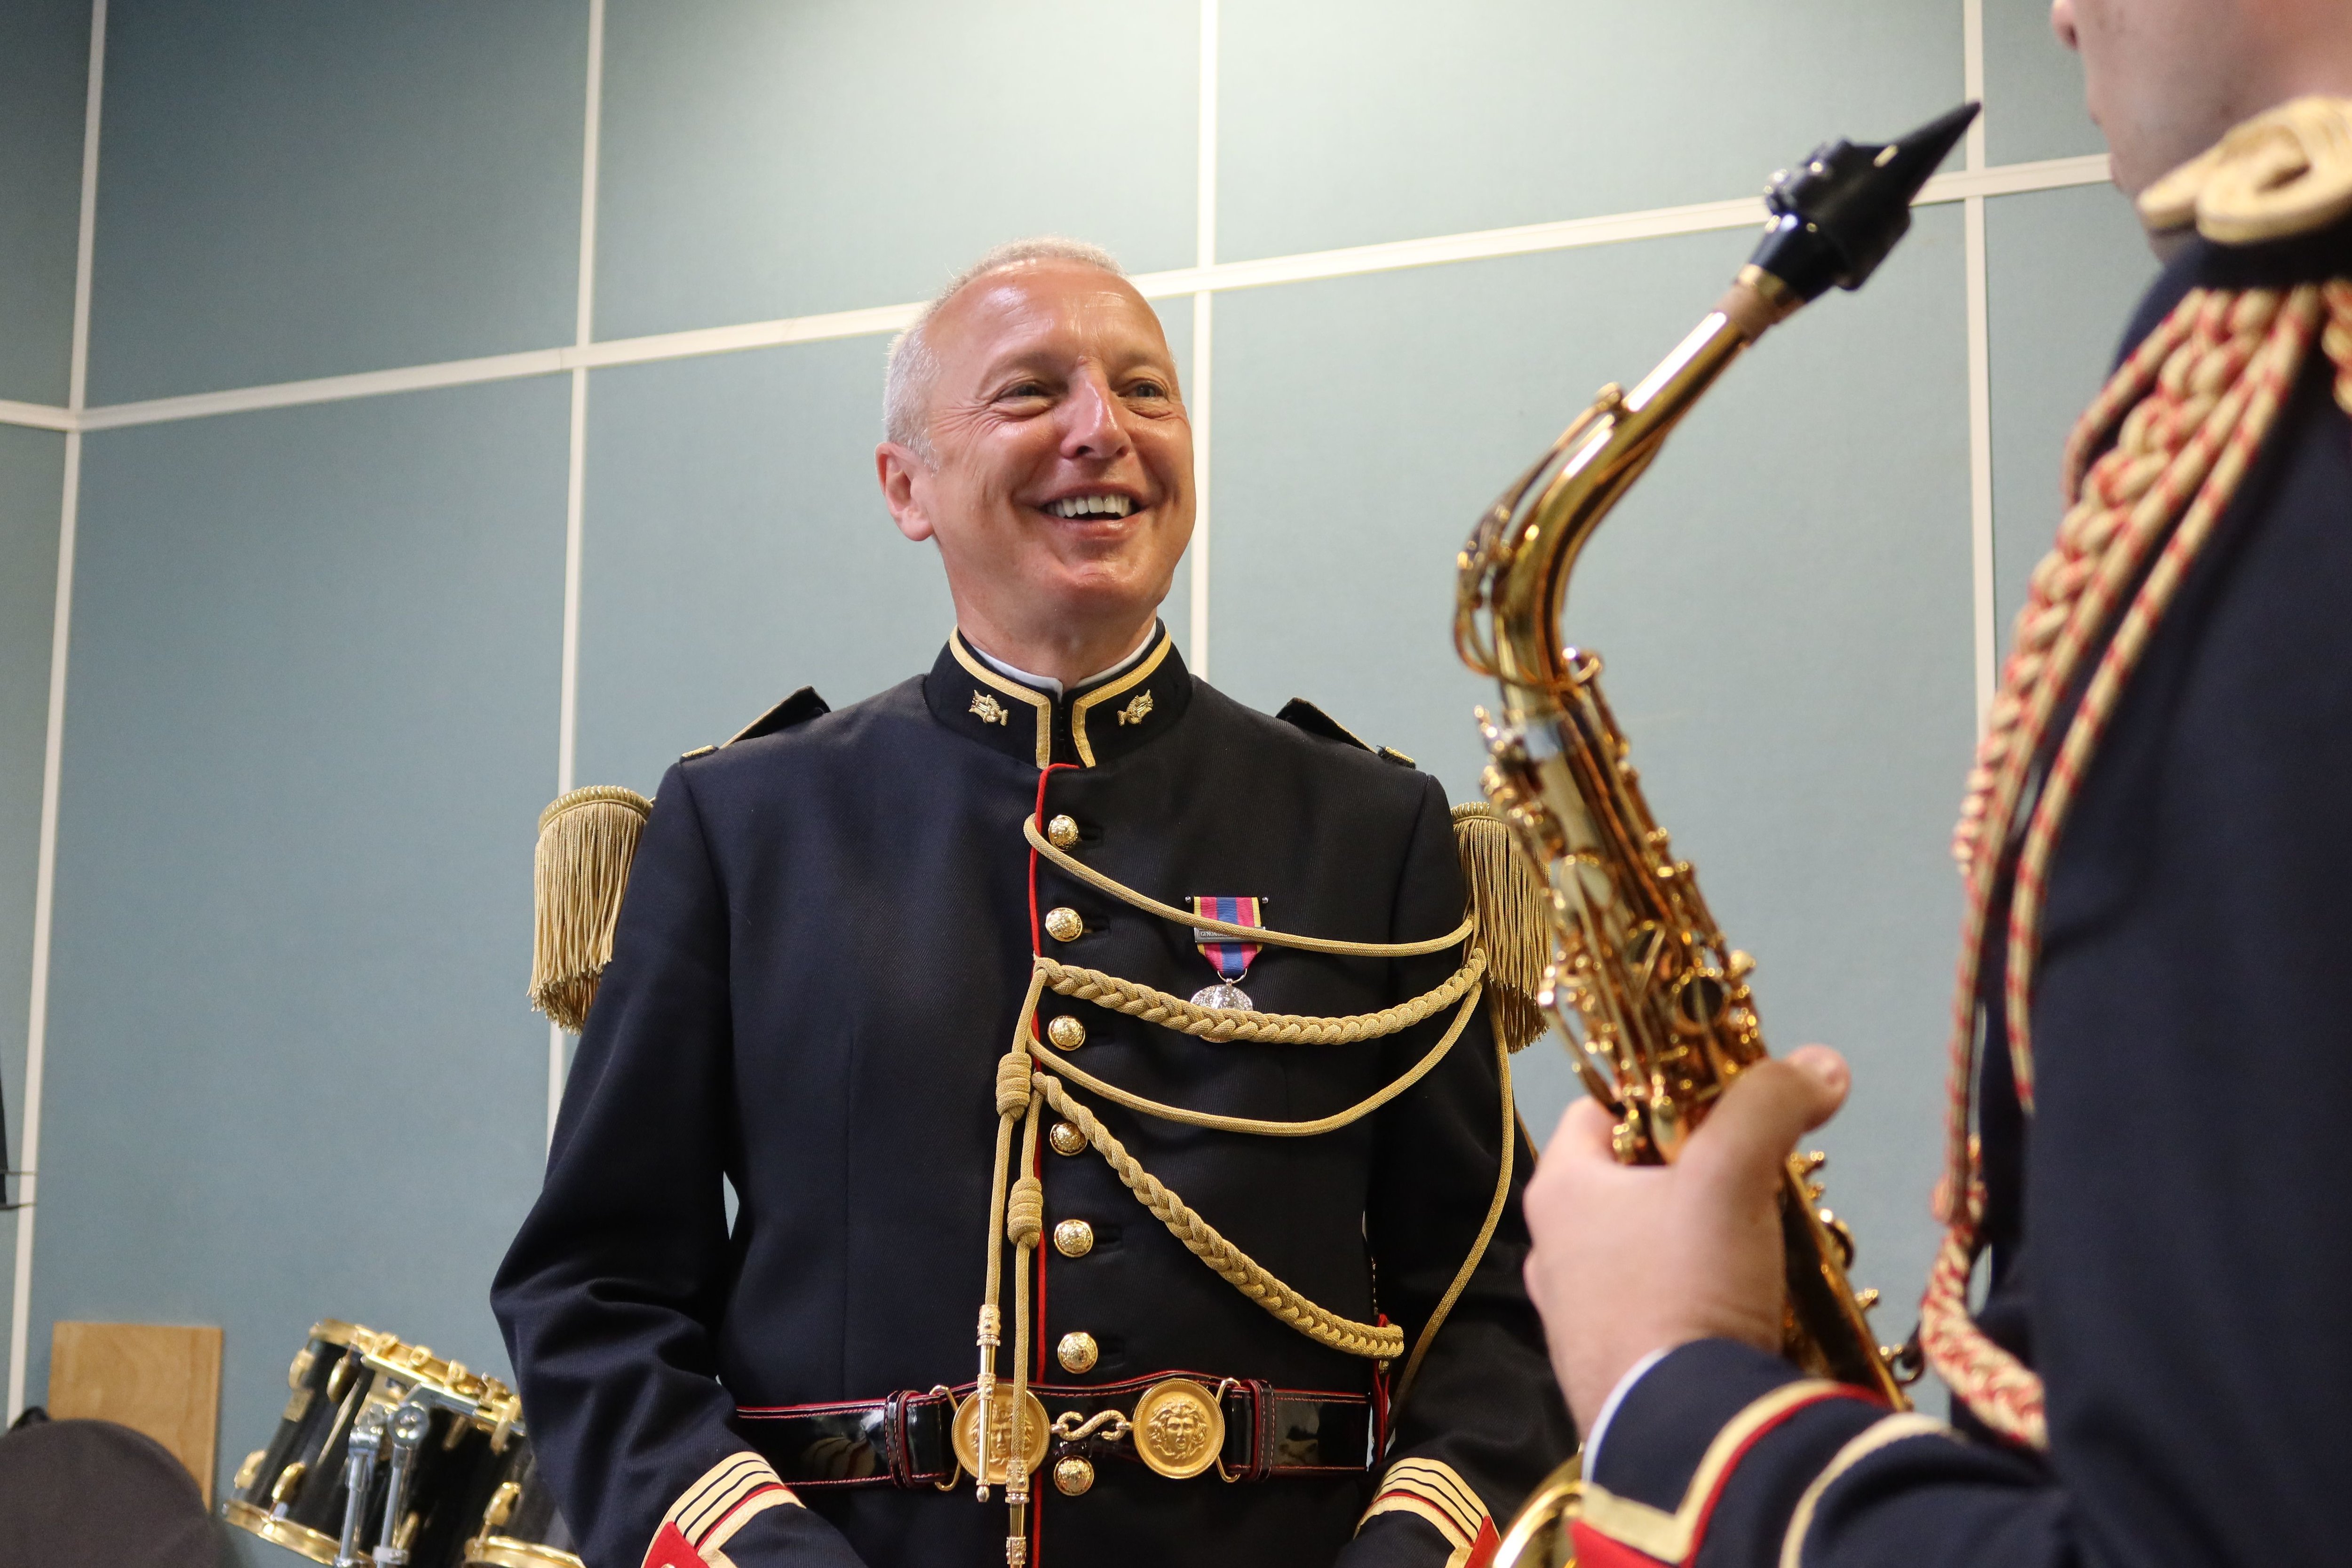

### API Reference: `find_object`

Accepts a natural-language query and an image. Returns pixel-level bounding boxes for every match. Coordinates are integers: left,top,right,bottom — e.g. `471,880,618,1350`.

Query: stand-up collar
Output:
925,623,1191,769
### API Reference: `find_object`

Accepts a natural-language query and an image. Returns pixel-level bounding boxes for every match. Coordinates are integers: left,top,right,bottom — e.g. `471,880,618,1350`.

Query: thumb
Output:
1680,1048,1850,1194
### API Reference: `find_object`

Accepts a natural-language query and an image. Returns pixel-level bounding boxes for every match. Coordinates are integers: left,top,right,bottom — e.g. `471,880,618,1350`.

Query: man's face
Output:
883,261,1193,645
2053,0,2265,193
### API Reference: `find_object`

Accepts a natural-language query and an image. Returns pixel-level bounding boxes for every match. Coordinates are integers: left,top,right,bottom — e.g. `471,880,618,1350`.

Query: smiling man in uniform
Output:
494,238,1573,1568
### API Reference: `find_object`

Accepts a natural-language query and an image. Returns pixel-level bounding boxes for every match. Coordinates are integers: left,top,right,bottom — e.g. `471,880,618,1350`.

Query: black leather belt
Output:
736,1375,1377,1488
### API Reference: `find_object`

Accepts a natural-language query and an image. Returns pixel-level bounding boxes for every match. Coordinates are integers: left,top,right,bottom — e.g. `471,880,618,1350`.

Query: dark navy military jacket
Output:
493,629,1573,1568
1571,221,2352,1565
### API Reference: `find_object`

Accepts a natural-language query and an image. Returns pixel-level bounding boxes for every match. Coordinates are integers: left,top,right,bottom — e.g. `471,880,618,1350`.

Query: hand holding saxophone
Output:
1522,1046,1851,1430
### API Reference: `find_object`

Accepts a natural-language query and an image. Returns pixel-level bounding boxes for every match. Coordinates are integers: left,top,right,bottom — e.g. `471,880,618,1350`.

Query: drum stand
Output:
331,1395,435,1567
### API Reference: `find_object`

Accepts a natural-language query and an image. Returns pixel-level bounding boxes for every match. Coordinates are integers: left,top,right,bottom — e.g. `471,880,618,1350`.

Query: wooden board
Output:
46,1321,223,1504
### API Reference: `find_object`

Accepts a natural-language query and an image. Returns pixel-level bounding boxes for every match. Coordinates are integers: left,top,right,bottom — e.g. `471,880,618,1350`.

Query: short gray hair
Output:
882,236,1127,461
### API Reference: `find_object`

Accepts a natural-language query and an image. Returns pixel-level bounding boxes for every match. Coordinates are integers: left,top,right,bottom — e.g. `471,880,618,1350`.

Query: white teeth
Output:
1047,494,1136,519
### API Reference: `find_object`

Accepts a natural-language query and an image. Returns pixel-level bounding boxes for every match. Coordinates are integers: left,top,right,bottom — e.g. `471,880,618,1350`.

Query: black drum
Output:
458,1439,581,1568
222,1319,390,1560
222,1320,575,1568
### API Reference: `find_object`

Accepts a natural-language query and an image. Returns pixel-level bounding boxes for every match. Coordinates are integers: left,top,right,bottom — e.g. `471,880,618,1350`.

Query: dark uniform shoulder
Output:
1273,697,1419,770
680,686,831,761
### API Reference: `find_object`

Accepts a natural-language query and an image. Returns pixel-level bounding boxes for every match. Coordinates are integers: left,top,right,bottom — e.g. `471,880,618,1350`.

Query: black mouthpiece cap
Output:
1747,101,1979,302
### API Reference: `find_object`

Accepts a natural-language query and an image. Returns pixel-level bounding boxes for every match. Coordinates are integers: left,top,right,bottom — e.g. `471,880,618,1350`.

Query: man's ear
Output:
876,443,935,542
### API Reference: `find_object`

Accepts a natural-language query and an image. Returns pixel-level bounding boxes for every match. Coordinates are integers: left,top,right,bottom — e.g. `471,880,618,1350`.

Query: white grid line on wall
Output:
8,0,107,1426
1963,0,2002,725
0,157,2111,439
550,0,608,1147
1187,0,1218,677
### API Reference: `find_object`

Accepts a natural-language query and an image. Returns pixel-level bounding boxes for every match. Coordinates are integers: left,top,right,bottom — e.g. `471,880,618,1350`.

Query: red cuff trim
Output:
643,1521,711,1568
1572,1520,1671,1568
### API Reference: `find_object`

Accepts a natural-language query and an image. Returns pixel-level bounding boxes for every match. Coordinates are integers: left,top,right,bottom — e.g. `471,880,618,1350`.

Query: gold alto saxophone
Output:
1457,104,1978,1567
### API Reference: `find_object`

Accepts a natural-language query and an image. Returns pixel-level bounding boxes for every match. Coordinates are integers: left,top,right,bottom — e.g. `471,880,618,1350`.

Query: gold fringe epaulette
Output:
1450,802,1550,1051
530,785,654,1032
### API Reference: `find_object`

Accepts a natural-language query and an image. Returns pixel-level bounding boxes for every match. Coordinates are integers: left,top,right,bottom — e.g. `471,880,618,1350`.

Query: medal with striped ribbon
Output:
1187,895,1264,1011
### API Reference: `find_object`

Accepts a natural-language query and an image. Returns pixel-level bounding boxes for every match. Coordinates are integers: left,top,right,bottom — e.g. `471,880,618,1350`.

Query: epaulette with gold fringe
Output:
529,686,829,1032
1449,802,1550,1052
1279,695,1551,1052
530,786,653,1032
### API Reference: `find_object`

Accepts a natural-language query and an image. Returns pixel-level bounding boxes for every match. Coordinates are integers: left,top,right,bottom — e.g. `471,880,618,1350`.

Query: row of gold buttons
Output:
1043,816,1104,1408
1043,815,1087,946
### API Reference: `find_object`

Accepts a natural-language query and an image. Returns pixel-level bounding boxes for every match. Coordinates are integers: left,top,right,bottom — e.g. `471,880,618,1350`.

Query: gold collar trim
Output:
949,632,1053,769
1069,630,1173,767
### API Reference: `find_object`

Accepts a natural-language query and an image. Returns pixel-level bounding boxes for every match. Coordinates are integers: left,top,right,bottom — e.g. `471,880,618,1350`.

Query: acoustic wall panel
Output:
29,380,568,1510
0,0,89,406
85,0,588,404
0,428,65,1344
1209,210,1974,1325
1218,0,1956,263
593,0,1200,342
1982,0,2103,167
1986,183,2161,645
574,300,1193,795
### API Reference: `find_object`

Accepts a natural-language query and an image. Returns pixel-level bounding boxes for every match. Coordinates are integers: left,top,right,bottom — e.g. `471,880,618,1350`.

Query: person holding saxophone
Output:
1519,2,2352,1566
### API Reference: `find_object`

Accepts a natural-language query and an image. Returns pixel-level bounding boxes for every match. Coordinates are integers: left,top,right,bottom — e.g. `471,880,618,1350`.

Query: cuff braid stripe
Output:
1359,1457,1494,1544
1576,1381,1870,1565
644,1453,800,1568
1778,1414,1952,1568
1367,1496,1502,1568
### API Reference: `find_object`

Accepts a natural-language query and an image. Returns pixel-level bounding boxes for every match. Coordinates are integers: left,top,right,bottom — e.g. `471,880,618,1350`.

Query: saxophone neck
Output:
1491,299,1766,703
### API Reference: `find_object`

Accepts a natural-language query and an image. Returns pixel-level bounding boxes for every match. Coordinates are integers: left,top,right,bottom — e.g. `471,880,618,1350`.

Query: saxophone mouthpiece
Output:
1747,101,1979,303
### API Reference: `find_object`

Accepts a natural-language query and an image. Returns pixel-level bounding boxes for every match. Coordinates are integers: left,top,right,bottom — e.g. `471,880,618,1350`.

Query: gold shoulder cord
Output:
964,810,1531,1544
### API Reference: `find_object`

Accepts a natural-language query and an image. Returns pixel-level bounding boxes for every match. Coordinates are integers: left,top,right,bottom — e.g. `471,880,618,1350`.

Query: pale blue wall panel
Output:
1210,211,1974,1330
576,300,1193,795
1986,183,2158,645
0,429,65,1356
0,0,88,406
86,1,587,404
1983,0,2102,165
28,380,567,1506
1220,0,1958,262
593,0,1198,342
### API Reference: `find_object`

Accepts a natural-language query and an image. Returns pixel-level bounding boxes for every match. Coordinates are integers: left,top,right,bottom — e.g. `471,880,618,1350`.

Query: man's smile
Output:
1040,492,1140,519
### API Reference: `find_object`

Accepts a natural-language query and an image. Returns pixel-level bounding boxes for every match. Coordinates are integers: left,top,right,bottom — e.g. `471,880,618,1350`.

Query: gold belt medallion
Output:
952,1391,1050,1485
1130,1379,1224,1480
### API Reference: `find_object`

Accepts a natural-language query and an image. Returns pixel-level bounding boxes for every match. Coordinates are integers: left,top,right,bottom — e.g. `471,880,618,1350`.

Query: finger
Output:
1680,1053,1849,1193
1551,1096,1620,1163
1782,1045,1851,1120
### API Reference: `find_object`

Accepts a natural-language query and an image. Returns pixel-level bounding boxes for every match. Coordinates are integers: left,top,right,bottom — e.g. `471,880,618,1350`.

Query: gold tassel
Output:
1450,802,1551,1051
530,786,654,1032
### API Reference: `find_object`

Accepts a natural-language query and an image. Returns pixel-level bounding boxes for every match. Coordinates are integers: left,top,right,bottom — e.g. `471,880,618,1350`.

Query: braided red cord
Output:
1922,280,2344,1448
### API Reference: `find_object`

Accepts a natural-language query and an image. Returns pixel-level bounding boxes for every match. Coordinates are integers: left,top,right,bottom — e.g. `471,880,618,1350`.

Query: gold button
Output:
1056,1331,1099,1374
1053,1456,1095,1496
1045,1014,1087,1050
1043,906,1084,942
1053,1218,1094,1258
1049,1121,1085,1156
1046,814,1081,849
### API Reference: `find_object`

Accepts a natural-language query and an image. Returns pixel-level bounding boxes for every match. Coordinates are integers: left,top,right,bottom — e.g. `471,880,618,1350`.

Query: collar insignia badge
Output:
1117,690,1154,726
970,691,1010,726
1188,895,1264,1011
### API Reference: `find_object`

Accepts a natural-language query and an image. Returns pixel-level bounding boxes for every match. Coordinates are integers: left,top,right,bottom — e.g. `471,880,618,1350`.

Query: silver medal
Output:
1189,981,1254,1011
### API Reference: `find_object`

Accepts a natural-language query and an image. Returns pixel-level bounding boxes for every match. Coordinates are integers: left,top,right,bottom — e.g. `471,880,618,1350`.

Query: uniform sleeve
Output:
1344,778,1578,1568
491,763,865,1568
1572,1339,2066,1568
